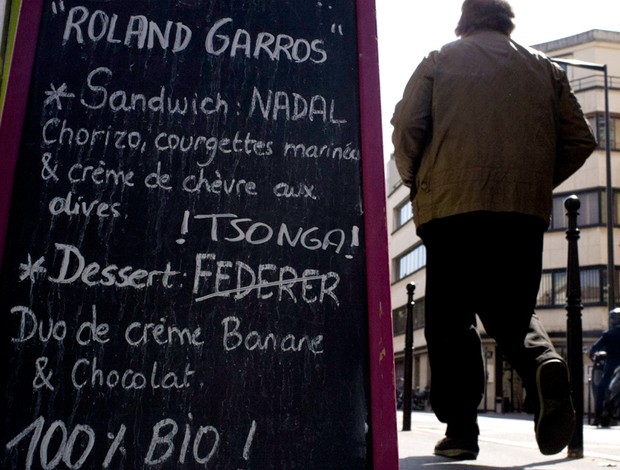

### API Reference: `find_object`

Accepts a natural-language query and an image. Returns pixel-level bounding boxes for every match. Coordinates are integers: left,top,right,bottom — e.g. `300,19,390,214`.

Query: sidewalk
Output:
398,411,620,469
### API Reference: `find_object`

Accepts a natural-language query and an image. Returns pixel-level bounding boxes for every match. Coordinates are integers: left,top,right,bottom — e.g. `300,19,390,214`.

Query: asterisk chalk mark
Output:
44,82,75,110
19,255,47,282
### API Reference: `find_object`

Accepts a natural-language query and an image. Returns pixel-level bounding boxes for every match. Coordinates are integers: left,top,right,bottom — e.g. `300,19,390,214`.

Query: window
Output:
396,244,426,280
537,272,553,307
588,114,620,151
550,189,619,230
581,268,603,304
395,200,413,230
392,297,426,336
392,306,407,336
601,190,620,225
413,297,426,329
551,190,601,229
536,266,619,308
601,267,620,306
536,270,568,307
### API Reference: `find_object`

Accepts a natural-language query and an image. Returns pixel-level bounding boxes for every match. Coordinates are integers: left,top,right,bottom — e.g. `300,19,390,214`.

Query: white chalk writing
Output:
5,415,256,469
188,213,359,257
81,67,229,117
3,1,363,467
221,316,324,355
193,253,340,305
61,6,329,64
47,243,181,289
249,87,345,122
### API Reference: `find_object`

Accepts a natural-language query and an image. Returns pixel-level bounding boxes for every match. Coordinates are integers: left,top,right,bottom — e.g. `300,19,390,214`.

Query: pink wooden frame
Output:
356,1,399,468
0,0,45,268
0,1,398,467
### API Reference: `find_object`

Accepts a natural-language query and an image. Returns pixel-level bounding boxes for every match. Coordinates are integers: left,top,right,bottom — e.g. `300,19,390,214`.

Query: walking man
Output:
391,0,597,460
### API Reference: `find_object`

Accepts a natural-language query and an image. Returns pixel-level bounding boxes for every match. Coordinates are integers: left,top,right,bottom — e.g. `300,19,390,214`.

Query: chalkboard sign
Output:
0,1,396,469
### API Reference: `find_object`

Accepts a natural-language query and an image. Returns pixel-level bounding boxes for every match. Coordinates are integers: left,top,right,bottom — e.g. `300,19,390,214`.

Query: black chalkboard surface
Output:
0,1,396,469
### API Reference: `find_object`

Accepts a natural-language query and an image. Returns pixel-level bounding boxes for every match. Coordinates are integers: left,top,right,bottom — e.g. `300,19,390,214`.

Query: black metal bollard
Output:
402,282,415,431
565,195,584,458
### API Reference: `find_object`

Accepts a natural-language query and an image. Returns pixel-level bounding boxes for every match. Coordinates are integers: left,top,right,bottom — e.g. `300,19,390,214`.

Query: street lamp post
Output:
551,57,616,316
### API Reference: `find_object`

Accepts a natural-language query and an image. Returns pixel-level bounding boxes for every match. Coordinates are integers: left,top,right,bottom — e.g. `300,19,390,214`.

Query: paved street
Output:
398,411,620,469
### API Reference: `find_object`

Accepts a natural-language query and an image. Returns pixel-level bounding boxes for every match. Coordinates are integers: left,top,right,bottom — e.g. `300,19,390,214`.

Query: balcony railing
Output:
571,74,620,92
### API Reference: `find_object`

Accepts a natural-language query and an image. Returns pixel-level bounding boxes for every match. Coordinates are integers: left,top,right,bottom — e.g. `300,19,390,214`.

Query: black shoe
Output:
535,359,576,455
433,437,479,460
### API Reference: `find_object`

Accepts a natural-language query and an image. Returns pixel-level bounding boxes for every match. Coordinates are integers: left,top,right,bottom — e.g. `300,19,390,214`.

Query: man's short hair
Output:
455,0,515,37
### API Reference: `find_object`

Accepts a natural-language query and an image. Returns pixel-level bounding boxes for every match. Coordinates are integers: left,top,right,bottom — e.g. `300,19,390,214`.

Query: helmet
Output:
610,308,620,328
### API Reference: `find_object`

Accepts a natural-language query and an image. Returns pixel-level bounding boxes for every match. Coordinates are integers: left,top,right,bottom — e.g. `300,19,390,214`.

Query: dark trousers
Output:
594,372,613,424
420,212,561,437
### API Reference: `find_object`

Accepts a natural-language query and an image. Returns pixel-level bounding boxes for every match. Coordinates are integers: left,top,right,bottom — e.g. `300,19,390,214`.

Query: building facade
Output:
387,30,620,415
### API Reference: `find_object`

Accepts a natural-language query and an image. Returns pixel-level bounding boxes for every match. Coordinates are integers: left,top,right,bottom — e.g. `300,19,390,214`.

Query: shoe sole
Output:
535,359,576,455
434,448,478,460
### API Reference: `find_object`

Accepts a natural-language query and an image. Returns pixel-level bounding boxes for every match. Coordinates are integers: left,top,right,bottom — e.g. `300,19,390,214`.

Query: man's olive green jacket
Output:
391,30,597,228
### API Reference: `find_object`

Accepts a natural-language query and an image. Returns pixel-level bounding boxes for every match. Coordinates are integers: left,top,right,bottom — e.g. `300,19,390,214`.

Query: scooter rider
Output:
589,309,620,427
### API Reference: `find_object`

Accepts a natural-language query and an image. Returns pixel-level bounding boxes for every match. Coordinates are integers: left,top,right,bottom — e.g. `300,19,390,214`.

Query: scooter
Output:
591,351,620,425
607,365,620,420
